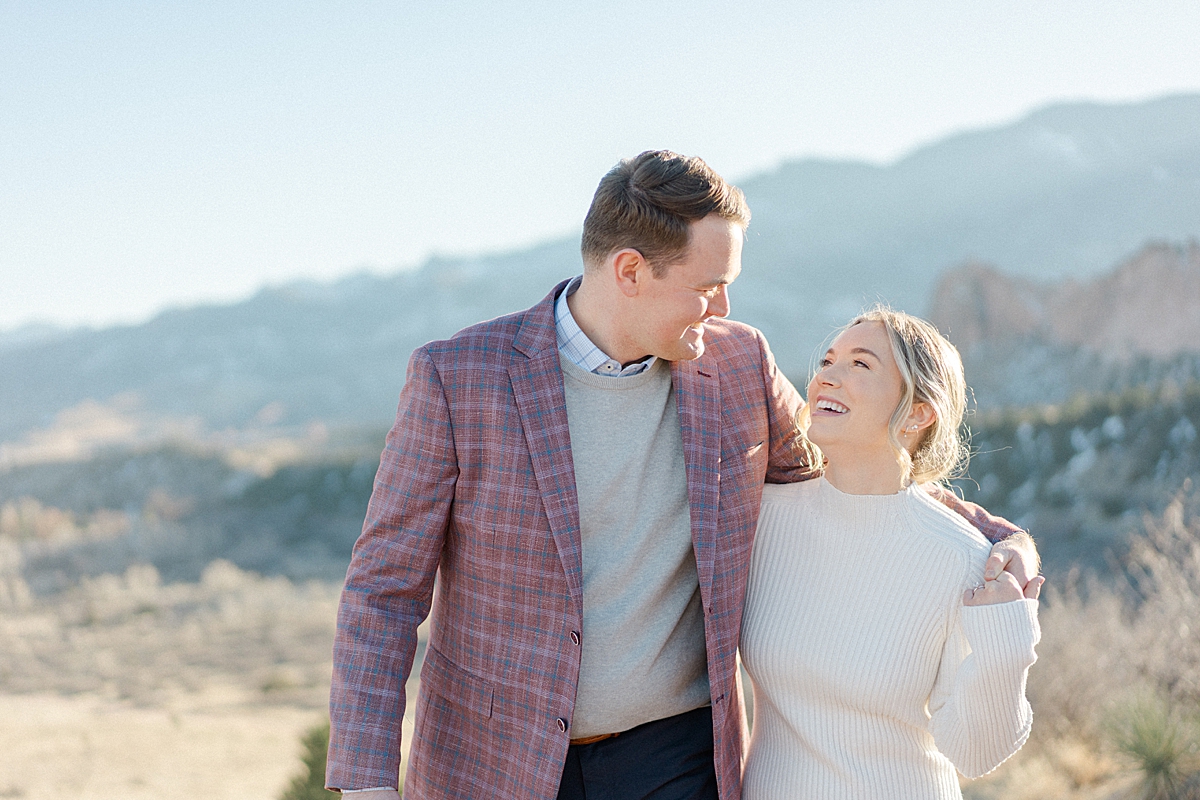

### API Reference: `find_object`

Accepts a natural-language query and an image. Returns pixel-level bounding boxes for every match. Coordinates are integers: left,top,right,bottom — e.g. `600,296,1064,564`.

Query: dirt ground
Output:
0,687,320,800
0,561,422,799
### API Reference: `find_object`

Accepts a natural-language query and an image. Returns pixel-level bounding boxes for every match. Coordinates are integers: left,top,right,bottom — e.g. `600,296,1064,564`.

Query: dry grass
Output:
0,689,322,800
966,488,1200,798
0,557,424,799
0,560,339,703
0,561,340,799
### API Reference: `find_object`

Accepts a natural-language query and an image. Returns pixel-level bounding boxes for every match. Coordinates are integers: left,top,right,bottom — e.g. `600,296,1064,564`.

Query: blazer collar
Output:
511,279,724,608
509,278,583,605
513,278,572,359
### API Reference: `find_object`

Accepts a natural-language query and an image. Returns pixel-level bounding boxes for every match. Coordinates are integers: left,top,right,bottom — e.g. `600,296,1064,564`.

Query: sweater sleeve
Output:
927,598,1040,778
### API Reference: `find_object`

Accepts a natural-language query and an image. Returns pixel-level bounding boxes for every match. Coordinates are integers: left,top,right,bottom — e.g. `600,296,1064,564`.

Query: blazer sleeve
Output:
757,329,821,484
326,346,459,791
926,485,1026,543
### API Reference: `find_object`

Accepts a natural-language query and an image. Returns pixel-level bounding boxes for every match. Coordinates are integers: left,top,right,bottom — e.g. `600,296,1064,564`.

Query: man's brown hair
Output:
580,150,750,277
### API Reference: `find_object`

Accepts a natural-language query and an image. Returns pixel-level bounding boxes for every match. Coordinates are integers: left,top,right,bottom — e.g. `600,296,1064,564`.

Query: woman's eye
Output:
853,360,870,368
819,358,832,367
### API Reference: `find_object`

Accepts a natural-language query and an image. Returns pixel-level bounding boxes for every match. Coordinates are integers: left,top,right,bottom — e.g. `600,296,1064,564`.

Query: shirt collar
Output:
554,276,657,377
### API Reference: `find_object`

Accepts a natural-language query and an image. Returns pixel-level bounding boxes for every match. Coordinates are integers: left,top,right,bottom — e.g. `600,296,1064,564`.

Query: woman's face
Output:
806,320,905,460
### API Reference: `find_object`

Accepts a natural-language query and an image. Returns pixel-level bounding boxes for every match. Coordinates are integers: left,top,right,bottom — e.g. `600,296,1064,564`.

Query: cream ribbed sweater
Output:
741,478,1040,800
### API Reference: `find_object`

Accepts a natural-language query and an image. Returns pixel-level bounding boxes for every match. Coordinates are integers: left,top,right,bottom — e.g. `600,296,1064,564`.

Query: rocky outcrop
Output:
931,242,1200,359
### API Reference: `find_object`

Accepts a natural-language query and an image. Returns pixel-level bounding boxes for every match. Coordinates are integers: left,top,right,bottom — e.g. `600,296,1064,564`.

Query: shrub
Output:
280,719,334,800
1109,694,1199,800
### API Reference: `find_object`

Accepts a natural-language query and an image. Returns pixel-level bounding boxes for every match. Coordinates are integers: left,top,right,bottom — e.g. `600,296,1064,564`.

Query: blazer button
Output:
570,631,581,646
557,718,568,732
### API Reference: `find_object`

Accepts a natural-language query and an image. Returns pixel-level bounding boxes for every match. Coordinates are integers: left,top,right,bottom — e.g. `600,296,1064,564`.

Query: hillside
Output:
3,379,1196,606
2,94,1199,446
952,380,1200,575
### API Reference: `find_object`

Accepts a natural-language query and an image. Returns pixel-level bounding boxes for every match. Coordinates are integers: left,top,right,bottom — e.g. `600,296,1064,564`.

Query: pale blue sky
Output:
3,1,1200,330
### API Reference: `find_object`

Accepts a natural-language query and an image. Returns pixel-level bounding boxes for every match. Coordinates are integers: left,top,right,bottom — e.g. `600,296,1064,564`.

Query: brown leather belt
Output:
569,732,620,746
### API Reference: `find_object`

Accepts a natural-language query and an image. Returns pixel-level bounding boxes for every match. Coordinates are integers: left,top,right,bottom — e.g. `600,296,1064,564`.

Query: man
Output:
326,151,1037,799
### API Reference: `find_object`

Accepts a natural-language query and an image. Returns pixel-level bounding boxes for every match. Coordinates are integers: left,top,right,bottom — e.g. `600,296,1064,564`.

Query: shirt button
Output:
570,630,581,646
557,718,568,732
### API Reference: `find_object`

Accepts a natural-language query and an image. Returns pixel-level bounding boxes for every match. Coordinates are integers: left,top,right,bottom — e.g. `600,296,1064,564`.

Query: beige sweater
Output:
559,354,709,737
741,478,1039,799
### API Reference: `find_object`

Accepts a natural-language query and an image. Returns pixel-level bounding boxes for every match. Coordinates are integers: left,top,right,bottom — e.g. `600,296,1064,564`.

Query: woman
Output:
740,307,1043,799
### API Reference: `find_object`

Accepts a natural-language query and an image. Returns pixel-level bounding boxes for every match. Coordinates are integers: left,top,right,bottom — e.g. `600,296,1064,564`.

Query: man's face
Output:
634,214,743,361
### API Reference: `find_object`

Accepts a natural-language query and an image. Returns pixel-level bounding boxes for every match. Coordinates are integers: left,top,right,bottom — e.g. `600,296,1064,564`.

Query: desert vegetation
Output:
963,484,1200,799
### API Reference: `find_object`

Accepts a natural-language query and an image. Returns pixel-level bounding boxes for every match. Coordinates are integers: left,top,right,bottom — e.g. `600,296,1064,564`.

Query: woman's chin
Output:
806,433,839,461
805,421,840,453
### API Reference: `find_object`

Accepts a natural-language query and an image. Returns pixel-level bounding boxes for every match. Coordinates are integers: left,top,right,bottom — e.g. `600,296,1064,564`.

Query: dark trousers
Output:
556,705,719,800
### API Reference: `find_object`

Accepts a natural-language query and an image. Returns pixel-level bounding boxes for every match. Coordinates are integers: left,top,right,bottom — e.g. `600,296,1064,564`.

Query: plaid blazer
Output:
327,280,1017,799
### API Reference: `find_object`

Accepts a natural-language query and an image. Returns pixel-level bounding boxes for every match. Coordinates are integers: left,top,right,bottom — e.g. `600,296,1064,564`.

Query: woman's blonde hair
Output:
799,305,969,485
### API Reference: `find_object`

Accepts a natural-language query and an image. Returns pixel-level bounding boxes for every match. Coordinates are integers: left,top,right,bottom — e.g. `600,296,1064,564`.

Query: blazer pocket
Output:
422,645,496,719
735,441,765,469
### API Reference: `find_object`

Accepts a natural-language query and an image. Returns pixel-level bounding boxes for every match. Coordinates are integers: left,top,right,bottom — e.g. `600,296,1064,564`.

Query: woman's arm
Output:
927,596,1041,779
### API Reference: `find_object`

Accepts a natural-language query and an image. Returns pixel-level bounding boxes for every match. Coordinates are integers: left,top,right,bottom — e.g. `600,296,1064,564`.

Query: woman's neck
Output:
820,446,909,495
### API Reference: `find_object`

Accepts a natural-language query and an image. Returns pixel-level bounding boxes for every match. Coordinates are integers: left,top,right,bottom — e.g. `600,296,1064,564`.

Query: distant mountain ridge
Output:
3,93,1200,445
731,93,1200,359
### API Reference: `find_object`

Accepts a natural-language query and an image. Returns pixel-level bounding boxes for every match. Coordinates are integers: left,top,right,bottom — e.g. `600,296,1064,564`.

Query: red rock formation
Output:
930,242,1200,358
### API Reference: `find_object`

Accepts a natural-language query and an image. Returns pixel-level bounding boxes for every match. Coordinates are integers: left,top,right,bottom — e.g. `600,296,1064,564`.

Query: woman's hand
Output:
963,572,1045,606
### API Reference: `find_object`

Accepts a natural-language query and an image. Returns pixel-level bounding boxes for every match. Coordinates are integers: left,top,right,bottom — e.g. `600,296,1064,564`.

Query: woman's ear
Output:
901,402,937,440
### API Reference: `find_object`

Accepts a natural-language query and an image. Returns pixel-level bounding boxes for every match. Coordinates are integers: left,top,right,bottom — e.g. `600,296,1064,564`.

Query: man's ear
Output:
612,248,648,298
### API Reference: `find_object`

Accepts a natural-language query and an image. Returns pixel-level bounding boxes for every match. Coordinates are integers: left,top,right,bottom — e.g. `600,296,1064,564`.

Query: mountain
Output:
3,94,1200,445
730,93,1200,361
929,242,1200,409
0,240,576,446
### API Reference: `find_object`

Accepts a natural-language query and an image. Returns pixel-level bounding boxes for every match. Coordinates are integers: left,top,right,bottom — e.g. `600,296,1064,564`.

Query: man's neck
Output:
566,276,650,364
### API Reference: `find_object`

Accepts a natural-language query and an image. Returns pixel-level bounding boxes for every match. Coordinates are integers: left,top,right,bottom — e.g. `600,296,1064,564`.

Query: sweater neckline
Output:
558,350,670,390
815,476,921,529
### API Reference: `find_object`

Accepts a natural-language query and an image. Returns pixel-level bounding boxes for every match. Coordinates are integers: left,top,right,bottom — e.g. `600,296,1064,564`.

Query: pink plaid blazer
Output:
327,280,1017,799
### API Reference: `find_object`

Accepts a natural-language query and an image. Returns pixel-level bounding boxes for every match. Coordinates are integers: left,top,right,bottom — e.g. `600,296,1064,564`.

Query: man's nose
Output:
707,285,731,318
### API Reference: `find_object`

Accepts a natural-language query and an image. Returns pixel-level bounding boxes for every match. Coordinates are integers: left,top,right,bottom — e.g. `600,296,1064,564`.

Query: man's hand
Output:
982,532,1044,599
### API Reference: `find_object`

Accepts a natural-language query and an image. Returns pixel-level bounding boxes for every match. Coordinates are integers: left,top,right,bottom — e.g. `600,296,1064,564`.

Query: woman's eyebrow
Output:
848,347,880,360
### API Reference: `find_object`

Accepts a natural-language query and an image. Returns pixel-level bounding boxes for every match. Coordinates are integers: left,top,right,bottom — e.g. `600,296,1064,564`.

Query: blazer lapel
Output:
672,356,721,603
510,281,584,606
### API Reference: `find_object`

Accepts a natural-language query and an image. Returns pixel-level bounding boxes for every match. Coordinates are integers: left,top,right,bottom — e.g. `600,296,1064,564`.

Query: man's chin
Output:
674,341,706,361
674,327,707,360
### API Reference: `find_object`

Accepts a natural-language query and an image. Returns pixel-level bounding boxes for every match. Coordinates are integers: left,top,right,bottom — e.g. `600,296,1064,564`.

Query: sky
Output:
3,1,1200,331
